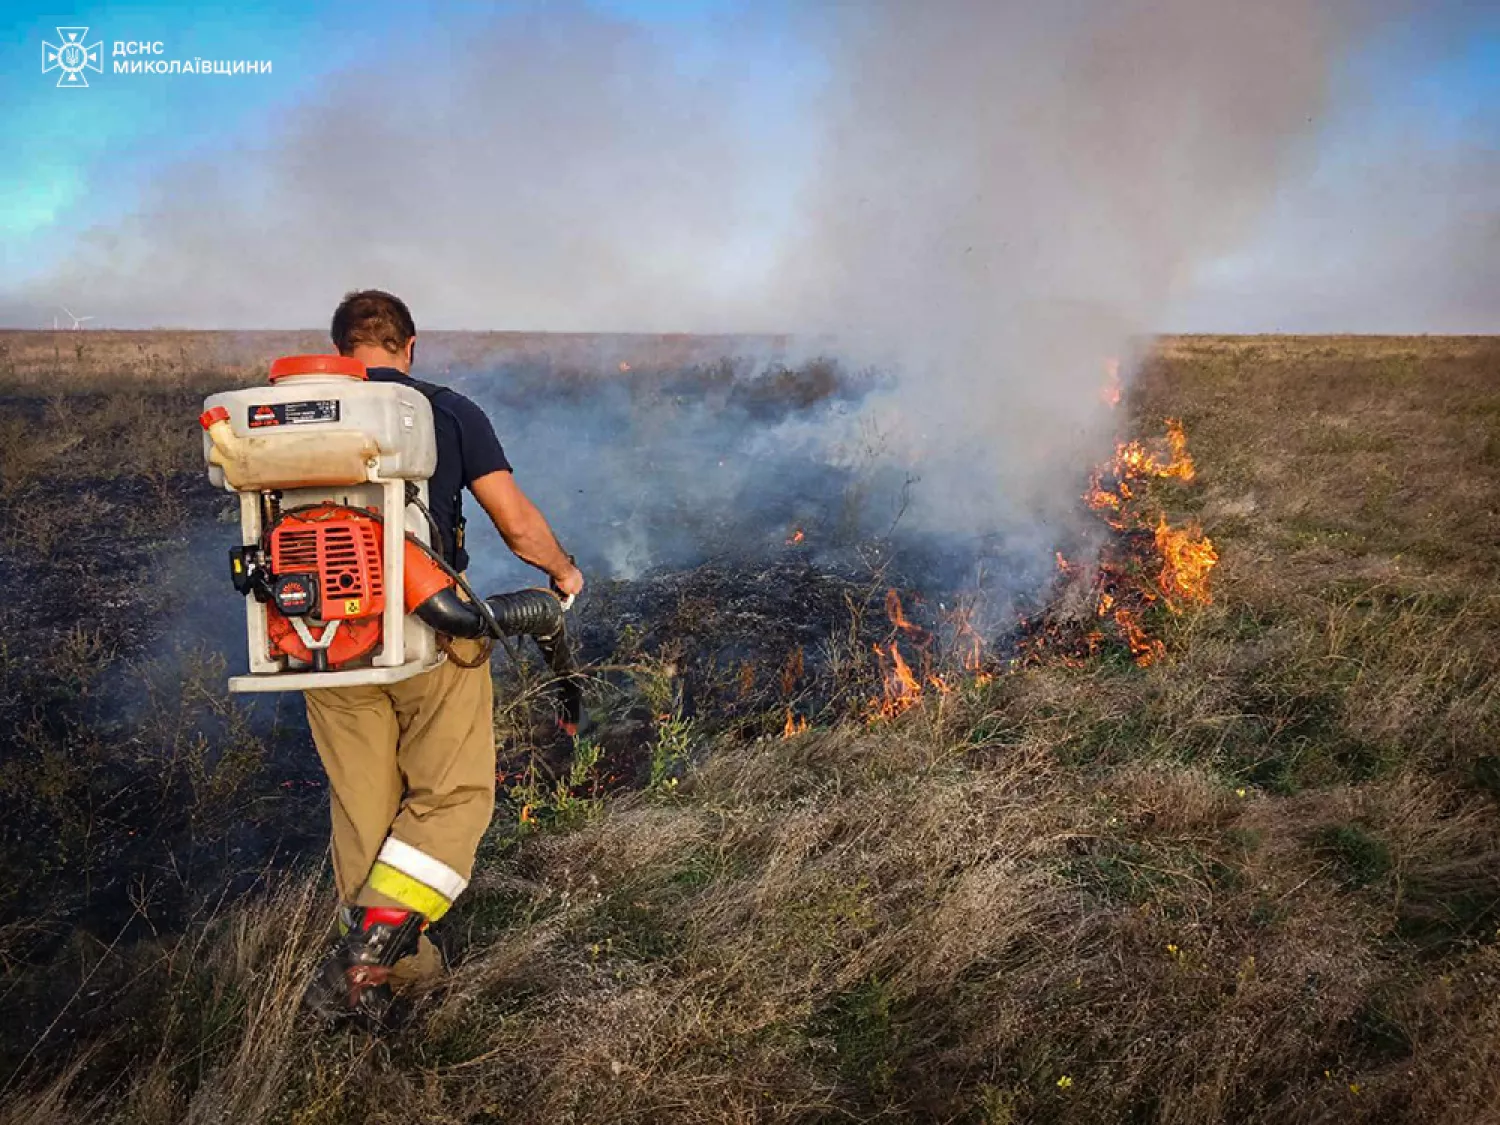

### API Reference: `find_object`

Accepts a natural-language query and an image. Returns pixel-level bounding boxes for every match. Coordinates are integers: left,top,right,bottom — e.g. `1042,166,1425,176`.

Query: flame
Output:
949,605,986,672
869,592,987,716
1155,515,1218,608
786,528,806,546
868,591,927,717
618,361,632,373
1086,418,1196,517
1100,357,1122,407
1019,418,1216,669
782,708,809,737
1113,608,1164,665
885,589,925,638
871,642,923,719
868,419,1216,692
1163,419,1195,481
781,646,804,696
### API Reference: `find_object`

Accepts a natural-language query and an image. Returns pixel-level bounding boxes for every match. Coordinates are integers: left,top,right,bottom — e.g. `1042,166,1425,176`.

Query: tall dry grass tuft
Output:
1,874,334,1125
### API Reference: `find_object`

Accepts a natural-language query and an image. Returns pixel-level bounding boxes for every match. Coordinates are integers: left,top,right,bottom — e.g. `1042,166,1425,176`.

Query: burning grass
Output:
1,334,1499,1123
1014,418,1219,670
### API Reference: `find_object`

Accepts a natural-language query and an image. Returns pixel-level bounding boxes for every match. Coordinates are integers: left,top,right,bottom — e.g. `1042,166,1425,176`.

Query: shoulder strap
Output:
405,377,455,409
404,378,467,562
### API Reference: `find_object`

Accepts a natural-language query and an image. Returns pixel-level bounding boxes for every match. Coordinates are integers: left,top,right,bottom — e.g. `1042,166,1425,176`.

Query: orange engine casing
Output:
267,506,386,668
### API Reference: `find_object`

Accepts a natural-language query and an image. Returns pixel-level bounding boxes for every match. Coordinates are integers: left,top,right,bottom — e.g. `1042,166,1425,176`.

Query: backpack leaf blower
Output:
201,355,582,732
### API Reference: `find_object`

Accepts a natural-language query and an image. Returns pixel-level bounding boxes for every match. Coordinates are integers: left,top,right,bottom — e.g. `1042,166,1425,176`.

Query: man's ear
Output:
406,336,417,367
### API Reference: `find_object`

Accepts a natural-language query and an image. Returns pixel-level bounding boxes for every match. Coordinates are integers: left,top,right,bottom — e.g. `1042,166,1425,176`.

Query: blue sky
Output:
1,0,1495,331
1165,11,1499,332
4,0,454,271
1,0,794,294
2,0,748,238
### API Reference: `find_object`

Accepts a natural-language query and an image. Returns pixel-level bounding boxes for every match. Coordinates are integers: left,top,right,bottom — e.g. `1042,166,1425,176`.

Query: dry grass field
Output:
0,333,1497,1124
0,329,792,389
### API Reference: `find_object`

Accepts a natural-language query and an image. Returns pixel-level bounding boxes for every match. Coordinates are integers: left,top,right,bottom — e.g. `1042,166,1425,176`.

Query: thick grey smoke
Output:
775,0,1352,533
17,0,1455,572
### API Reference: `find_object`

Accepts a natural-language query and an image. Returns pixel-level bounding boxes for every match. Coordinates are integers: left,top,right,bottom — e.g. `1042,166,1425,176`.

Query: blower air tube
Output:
410,587,562,641
411,586,583,734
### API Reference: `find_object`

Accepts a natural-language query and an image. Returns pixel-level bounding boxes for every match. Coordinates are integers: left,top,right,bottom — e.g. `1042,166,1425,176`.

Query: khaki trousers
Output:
304,638,496,932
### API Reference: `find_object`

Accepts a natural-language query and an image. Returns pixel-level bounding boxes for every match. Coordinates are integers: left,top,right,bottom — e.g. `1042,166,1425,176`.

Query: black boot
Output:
303,905,424,1028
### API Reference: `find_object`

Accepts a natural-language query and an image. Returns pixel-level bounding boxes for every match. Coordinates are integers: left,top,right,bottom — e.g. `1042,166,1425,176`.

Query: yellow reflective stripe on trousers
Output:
377,837,468,899
365,862,453,920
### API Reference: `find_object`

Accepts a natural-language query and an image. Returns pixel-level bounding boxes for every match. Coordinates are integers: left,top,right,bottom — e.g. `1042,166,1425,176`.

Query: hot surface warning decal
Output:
247,400,341,428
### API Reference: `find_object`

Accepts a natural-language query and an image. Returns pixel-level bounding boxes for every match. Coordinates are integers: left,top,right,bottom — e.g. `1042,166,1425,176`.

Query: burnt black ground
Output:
0,356,1065,1082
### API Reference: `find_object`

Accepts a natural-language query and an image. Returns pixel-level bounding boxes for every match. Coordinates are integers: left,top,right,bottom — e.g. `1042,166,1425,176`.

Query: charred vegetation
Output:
0,333,1498,1123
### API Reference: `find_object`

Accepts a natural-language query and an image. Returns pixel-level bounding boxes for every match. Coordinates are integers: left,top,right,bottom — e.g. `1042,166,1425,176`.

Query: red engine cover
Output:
270,508,385,620
267,505,386,669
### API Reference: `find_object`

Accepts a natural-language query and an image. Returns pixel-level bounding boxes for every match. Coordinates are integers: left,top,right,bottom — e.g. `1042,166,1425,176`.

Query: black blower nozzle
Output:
412,586,583,733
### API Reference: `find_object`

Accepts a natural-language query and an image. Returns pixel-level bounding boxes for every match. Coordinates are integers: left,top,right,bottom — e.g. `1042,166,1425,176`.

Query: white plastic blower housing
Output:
200,354,444,693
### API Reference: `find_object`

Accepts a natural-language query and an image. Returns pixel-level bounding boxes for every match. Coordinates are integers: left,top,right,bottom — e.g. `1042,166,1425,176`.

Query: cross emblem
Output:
43,27,103,88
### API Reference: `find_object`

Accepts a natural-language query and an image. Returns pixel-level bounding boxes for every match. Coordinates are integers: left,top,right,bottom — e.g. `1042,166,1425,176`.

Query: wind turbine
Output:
59,306,93,330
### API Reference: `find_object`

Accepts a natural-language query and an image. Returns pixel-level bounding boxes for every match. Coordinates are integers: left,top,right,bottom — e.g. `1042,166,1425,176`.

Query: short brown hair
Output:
331,290,416,356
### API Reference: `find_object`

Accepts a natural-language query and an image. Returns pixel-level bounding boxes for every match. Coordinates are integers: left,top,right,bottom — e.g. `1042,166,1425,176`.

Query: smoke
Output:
32,7,784,333
17,0,1442,578
1169,141,1500,335
776,0,1350,534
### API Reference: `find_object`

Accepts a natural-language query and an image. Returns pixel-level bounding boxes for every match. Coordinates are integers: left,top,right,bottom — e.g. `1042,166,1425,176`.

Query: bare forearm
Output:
470,471,576,583
499,504,572,578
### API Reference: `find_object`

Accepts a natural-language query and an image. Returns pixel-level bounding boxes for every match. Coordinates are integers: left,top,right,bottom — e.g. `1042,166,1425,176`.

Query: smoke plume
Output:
17,0,1436,578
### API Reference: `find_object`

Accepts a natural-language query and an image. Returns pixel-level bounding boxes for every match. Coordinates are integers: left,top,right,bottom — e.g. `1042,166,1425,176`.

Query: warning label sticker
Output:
247,400,341,428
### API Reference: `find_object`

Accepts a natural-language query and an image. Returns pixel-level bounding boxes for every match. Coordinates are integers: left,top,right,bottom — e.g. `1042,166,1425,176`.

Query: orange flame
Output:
1155,515,1218,608
782,708,809,737
781,646,804,696
786,528,806,546
885,589,924,638
949,605,986,672
876,416,1218,688
1083,419,1199,532
1114,608,1164,666
1019,418,1216,669
1100,357,1123,407
1163,419,1195,482
871,642,923,718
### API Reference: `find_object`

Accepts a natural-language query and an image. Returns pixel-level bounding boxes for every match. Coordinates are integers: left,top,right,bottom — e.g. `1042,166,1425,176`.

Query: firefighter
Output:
301,290,584,1024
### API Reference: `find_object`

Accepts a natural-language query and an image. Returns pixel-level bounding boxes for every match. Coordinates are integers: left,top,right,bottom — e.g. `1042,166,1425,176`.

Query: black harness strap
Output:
407,378,467,567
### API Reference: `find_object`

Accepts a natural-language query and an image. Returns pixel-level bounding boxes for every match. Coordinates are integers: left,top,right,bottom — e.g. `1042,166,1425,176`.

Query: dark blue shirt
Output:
367,367,511,572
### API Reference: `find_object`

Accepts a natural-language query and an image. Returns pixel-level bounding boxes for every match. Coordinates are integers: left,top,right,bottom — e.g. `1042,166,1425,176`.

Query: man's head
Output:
331,289,416,373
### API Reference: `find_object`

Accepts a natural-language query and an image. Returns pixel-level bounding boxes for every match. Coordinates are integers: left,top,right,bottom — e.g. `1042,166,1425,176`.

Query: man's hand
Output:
552,560,585,600
470,471,582,596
